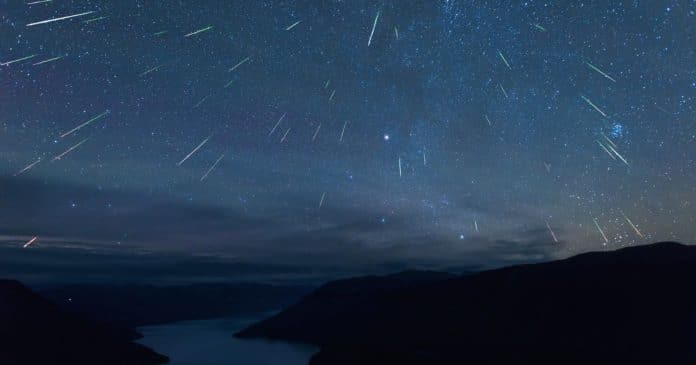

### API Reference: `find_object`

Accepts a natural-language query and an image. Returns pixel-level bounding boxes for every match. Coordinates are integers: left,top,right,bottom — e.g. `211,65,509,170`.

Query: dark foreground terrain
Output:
0,279,168,365
238,242,696,364
40,282,311,327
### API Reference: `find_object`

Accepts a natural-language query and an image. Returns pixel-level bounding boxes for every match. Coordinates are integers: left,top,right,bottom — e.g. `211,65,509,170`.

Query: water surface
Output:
137,317,317,365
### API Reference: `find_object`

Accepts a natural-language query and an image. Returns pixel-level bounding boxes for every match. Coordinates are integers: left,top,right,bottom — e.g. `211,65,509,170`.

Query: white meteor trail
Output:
593,218,609,245
184,25,213,37
319,192,326,208
33,55,66,66
229,56,250,72
367,10,380,46
53,138,89,161
607,144,629,165
531,23,547,32
61,110,109,138
268,113,286,136
586,61,616,82
83,16,107,24
200,154,225,181
546,220,559,243
2,54,37,66
285,20,302,31
14,158,41,176
498,84,508,98
329,90,336,101
398,157,402,177
580,95,607,117
394,26,399,39
339,121,348,142
280,128,291,143
27,11,95,27
178,135,211,166
474,220,479,233
485,114,492,126
596,140,616,160
621,212,644,238
312,123,321,141
139,64,163,77
497,50,511,70
27,0,53,4
23,236,38,248
193,95,210,108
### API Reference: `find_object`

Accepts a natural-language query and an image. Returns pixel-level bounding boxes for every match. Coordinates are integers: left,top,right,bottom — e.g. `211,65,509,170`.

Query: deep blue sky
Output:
1,0,694,284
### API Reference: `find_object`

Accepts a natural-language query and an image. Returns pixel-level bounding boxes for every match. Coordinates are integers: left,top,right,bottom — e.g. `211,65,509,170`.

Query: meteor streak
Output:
53,138,90,161
268,113,286,136
586,61,616,82
2,54,37,66
61,110,110,138
497,50,511,69
339,121,348,142
285,20,302,31
184,25,213,37
367,10,380,46
546,220,559,243
312,123,321,141
23,236,38,248
593,218,609,245
200,154,225,181
580,95,607,117
14,158,41,176
33,55,66,66
178,135,211,166
27,11,95,27
228,56,250,72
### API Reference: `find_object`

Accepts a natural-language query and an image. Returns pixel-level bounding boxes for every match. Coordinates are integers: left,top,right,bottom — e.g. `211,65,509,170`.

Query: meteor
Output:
33,55,66,66
53,138,90,161
23,236,38,248
14,158,41,176
339,121,348,142
586,61,616,82
621,212,644,238
61,110,110,138
319,192,326,208
228,56,250,72
312,123,321,141
497,50,511,70
200,154,225,181
178,135,212,166
268,113,286,136
27,11,95,27
184,25,213,37
546,220,559,243
285,20,302,31
593,218,609,245
1,54,37,66
580,95,607,117
280,127,291,143
367,10,380,46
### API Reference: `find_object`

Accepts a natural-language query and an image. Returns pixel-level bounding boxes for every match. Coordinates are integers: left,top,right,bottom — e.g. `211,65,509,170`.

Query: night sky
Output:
1,0,695,284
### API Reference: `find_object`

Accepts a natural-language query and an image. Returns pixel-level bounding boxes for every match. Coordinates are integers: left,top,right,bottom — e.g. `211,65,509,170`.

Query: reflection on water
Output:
137,317,317,365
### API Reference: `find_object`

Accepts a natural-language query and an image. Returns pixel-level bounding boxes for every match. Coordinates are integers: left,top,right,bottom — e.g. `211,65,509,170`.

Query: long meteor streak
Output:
367,10,380,46
23,236,38,248
200,154,225,181
14,158,41,176
27,11,95,27
178,135,212,166
53,138,90,161
61,110,110,138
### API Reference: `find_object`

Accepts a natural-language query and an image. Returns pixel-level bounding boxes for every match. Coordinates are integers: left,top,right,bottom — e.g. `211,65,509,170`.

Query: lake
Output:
137,316,318,365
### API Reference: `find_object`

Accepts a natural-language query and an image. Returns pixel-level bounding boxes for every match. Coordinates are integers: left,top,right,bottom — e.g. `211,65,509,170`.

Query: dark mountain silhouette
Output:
237,242,696,364
0,279,168,365
40,282,312,328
